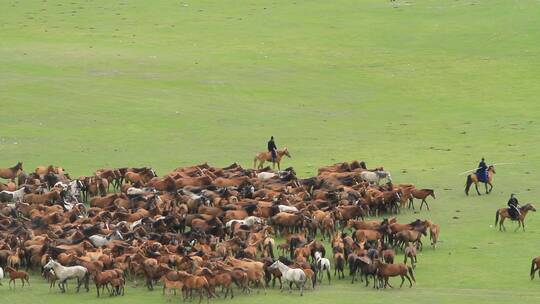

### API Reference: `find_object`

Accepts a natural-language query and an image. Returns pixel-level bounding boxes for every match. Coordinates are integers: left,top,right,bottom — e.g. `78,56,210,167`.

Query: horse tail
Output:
266,240,274,259
465,175,472,195
531,258,538,279
408,266,416,283
495,210,500,226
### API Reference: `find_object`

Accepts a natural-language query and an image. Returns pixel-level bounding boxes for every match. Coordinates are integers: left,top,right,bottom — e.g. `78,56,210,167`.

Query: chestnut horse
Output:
495,203,536,231
409,189,435,210
254,148,291,171
0,162,23,180
4,266,30,288
465,165,495,196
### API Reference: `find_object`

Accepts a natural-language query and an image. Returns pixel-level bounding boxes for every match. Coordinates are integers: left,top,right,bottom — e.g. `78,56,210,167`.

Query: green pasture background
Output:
1,0,540,303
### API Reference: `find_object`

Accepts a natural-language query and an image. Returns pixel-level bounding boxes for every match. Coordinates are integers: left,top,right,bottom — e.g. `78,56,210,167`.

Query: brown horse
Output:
465,165,495,195
4,266,30,288
530,256,540,280
374,260,415,288
0,162,23,180
409,189,435,210
254,148,291,170
495,203,536,231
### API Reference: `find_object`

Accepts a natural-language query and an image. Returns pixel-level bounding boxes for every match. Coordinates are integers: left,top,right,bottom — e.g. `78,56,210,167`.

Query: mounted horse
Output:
254,148,291,171
495,203,536,231
465,165,495,195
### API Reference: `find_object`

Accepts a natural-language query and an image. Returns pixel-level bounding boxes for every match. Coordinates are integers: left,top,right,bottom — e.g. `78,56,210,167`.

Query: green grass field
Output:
2,0,540,303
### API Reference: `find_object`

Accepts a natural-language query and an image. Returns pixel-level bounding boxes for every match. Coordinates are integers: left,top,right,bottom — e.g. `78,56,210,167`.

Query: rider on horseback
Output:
268,136,277,164
508,193,521,220
476,158,488,182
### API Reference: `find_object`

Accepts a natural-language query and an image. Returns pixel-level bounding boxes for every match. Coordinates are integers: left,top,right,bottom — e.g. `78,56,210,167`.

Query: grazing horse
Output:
495,203,536,232
409,189,435,210
465,165,495,195
0,162,23,180
44,259,90,293
254,148,291,171
269,260,307,296
360,170,391,185
4,266,30,288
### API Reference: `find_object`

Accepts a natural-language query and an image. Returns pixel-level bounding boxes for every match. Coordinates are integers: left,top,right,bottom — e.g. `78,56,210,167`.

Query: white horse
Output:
257,172,277,180
43,259,89,293
314,251,331,284
225,216,264,229
360,170,392,185
179,189,210,205
278,205,298,213
269,260,307,296
88,230,123,247
0,187,28,203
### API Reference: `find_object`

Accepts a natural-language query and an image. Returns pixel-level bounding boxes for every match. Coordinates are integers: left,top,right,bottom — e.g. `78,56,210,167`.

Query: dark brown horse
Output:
495,203,536,231
0,162,23,180
530,256,540,280
465,165,495,195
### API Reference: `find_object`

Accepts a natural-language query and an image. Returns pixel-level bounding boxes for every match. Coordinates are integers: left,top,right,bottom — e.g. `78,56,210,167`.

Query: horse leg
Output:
488,182,493,193
288,281,293,293
521,220,526,232
485,183,488,194
473,182,481,195
326,269,331,284
400,275,405,288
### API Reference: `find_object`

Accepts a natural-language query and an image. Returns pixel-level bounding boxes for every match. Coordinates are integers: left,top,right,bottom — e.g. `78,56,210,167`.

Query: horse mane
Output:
10,162,23,171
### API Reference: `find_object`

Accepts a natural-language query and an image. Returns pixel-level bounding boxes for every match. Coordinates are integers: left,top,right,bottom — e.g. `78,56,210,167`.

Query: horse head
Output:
523,203,536,212
43,258,58,270
282,148,291,158
488,165,496,174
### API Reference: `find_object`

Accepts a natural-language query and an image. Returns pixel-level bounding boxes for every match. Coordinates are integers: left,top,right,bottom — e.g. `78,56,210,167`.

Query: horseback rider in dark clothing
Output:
476,157,488,182
268,136,277,164
507,193,521,220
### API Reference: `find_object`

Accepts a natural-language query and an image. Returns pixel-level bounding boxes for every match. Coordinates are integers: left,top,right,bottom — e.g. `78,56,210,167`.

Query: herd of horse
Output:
0,160,440,301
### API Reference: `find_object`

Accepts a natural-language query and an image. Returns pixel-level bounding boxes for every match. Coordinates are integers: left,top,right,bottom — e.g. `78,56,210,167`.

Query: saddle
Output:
476,170,488,183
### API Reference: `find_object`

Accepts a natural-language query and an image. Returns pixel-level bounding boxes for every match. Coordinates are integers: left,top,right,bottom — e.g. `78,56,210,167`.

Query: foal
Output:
4,266,30,288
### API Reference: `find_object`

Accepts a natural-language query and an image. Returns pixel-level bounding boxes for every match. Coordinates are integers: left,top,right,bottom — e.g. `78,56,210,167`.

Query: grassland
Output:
1,0,540,303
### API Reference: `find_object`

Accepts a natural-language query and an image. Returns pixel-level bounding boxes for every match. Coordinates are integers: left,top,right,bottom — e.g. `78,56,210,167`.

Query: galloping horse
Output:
0,162,23,180
465,165,495,196
254,148,291,171
495,203,536,232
